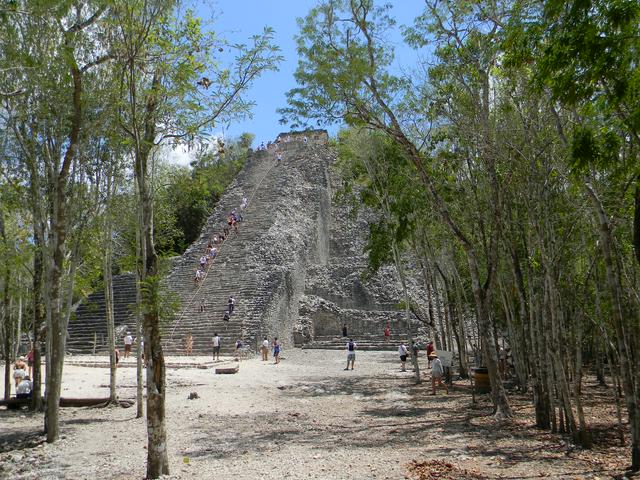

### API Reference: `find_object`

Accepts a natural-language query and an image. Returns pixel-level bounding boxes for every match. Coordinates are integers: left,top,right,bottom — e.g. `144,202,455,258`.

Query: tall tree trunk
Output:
14,287,22,359
468,250,512,418
44,194,69,442
133,70,169,478
573,311,591,447
585,180,640,470
0,209,13,400
136,200,144,419
103,173,117,403
31,226,45,412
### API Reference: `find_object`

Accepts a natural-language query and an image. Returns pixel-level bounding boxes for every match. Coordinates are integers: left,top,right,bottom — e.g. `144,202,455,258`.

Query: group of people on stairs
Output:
181,136,304,357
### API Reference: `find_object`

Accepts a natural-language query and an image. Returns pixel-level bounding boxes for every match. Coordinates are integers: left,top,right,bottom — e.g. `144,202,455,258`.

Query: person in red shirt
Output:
383,324,391,343
426,340,435,367
26,346,35,378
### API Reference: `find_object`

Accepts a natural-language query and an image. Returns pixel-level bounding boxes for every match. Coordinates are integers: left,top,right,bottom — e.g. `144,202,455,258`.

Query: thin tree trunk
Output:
104,173,117,403
0,209,13,400
132,69,169,477
31,229,45,412
15,288,22,359
573,312,591,447
136,199,144,419
585,180,640,470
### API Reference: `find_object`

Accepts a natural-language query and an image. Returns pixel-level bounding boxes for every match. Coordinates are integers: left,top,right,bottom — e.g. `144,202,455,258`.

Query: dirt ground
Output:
0,349,633,479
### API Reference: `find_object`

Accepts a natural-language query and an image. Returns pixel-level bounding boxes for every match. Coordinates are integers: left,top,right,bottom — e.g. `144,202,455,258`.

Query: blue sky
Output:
207,1,426,146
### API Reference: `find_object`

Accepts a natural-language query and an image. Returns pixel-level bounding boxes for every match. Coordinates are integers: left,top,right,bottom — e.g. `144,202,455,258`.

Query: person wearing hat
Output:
426,340,435,368
429,351,448,395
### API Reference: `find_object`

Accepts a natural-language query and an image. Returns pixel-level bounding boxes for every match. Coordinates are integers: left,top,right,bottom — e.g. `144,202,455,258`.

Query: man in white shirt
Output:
212,333,221,361
398,342,409,371
261,337,269,361
124,332,134,358
228,296,235,314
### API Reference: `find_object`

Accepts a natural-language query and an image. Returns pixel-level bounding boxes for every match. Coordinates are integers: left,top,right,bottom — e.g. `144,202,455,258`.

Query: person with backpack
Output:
344,338,357,370
398,342,409,372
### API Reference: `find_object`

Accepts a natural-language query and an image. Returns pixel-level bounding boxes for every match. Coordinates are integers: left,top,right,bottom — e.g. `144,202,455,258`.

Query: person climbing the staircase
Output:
210,246,217,260
228,295,236,315
199,254,208,268
231,214,239,234
194,268,204,286
276,152,283,165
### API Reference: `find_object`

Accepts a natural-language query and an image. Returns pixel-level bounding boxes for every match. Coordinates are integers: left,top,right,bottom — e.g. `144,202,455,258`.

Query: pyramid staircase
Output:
67,132,427,356
163,138,320,355
67,273,137,354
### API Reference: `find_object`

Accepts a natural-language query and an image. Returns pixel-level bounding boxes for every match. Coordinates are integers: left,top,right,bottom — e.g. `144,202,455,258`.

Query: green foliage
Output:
164,135,250,252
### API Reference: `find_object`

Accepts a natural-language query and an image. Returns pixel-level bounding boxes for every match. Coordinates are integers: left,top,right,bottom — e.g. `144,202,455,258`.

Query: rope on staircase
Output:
168,149,280,341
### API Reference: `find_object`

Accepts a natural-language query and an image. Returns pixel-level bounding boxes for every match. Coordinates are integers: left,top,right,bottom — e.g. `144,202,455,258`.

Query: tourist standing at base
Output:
426,340,435,367
398,342,409,372
27,346,34,378
429,352,448,395
124,332,134,358
273,338,281,364
261,337,269,361
344,338,356,370
212,333,221,361
185,333,193,356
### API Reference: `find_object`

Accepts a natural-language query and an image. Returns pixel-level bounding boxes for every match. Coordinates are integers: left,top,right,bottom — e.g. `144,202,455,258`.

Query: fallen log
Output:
215,366,239,374
0,397,135,409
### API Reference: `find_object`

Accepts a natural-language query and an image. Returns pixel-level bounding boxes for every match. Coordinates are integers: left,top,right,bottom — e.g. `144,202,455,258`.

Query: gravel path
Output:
0,350,625,479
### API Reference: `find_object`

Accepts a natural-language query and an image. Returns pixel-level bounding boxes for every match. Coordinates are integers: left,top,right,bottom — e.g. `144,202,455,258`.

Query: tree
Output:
111,2,281,476
0,0,115,440
282,0,512,418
